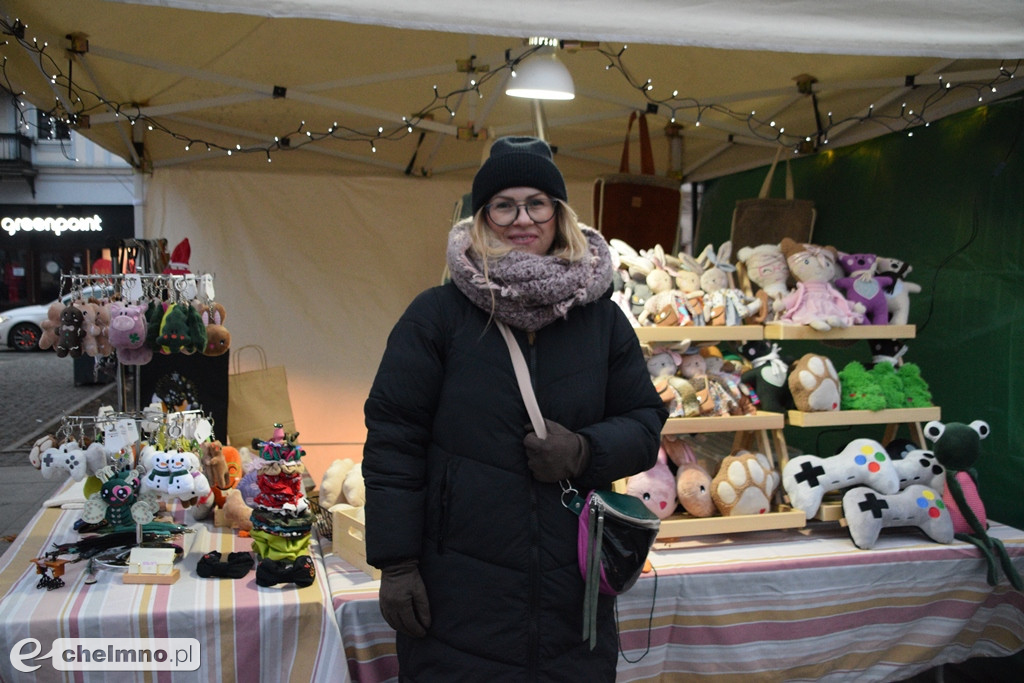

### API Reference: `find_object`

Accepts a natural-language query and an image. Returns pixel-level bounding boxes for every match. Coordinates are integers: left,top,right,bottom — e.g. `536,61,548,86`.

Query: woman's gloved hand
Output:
523,419,591,482
378,559,431,638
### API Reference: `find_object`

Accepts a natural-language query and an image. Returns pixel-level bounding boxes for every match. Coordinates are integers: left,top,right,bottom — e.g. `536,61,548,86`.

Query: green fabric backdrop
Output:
696,97,1024,528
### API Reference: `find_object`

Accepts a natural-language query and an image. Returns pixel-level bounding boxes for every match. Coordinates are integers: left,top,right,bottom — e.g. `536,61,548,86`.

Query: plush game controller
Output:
39,441,87,481
782,438,900,518
889,446,945,491
842,484,954,549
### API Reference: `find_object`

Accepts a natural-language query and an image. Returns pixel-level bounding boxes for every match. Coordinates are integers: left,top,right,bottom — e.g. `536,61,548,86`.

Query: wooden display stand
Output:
638,321,936,536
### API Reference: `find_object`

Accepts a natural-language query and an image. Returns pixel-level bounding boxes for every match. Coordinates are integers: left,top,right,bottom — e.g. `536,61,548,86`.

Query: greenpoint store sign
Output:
2,214,104,237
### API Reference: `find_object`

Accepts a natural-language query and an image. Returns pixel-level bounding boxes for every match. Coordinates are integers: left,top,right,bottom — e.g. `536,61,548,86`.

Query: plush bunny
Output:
775,238,865,331
625,446,679,520
199,302,231,356
661,435,715,517
697,242,761,326
679,349,741,416
834,252,893,325
671,252,707,325
639,245,691,327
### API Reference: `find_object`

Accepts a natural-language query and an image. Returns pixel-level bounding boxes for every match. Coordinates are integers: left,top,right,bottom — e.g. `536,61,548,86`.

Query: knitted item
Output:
446,220,613,332
470,136,567,215
196,551,254,579
256,555,315,588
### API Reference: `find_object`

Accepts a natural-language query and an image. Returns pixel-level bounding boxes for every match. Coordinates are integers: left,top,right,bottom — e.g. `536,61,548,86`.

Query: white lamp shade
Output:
506,48,575,100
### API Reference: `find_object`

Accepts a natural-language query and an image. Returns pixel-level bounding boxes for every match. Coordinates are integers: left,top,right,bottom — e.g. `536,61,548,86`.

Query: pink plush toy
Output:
625,446,679,520
774,238,866,331
661,435,716,518
108,301,153,365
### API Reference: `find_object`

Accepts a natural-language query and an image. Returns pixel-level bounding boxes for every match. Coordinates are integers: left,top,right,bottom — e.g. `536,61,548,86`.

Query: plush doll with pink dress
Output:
773,238,865,331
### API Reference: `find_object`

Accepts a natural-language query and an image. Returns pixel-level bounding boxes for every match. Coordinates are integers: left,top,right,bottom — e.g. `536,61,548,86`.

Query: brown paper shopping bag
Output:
226,345,296,448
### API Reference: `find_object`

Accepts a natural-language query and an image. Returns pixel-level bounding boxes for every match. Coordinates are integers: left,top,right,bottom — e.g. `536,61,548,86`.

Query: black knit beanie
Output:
471,136,567,215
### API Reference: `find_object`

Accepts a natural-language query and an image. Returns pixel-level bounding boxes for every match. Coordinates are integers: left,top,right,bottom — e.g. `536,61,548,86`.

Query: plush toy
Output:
680,349,741,416
661,436,716,518
838,360,887,411
638,245,691,327
200,302,231,356
39,301,65,351
77,300,102,357
889,444,946,491
867,338,908,369
875,256,922,325
626,447,679,519
782,438,900,518
897,363,933,408
869,362,905,408
735,243,790,323
215,488,255,532
834,252,893,325
775,239,866,331
156,303,191,354
54,305,86,358
192,440,236,520
711,450,779,516
182,303,208,355
670,252,707,326
108,301,153,365
39,440,87,481
842,484,953,549
646,344,700,418
81,468,159,527
697,242,761,326
341,463,366,507
703,351,757,415
738,341,794,413
923,420,1022,588
92,300,113,357
788,353,841,412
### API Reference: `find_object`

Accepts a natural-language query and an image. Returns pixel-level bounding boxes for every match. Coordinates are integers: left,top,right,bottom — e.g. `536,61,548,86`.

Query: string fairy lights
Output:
1,15,1020,170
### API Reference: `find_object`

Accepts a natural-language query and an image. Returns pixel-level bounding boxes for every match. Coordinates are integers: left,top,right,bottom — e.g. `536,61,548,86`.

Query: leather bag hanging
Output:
593,111,682,251
730,148,817,256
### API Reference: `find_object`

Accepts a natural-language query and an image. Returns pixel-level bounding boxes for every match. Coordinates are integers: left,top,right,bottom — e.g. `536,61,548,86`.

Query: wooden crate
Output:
331,505,381,580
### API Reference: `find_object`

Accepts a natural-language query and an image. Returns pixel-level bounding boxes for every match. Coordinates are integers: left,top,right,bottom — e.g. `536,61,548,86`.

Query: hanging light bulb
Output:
506,40,575,101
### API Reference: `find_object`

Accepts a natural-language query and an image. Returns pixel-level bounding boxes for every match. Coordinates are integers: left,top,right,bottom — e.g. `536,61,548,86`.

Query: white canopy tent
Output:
1,0,1021,478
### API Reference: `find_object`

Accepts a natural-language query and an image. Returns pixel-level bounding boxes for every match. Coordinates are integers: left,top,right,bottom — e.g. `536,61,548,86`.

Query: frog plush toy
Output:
924,419,1022,589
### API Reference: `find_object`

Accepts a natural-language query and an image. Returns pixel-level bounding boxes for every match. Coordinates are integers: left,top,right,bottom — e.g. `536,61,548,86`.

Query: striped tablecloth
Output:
0,502,347,683
323,522,1024,683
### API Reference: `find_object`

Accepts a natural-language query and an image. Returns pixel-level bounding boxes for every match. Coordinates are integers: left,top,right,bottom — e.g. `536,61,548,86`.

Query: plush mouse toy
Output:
924,419,1022,589
775,239,866,331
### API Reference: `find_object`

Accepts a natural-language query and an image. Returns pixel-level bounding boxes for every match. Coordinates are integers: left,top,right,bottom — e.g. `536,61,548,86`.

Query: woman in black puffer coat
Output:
363,136,667,682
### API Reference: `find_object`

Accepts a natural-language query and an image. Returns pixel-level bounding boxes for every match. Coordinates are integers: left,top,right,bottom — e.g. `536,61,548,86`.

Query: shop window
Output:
35,110,71,141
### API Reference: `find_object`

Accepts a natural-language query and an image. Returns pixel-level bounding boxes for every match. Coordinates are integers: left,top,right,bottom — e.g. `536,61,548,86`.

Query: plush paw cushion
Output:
711,450,779,516
782,438,900,517
842,484,953,549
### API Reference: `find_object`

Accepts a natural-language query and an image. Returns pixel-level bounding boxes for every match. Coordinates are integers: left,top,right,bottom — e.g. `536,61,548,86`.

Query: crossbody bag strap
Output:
496,321,547,438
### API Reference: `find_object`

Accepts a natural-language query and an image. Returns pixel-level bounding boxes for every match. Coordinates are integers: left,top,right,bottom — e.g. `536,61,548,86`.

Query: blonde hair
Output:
468,198,590,265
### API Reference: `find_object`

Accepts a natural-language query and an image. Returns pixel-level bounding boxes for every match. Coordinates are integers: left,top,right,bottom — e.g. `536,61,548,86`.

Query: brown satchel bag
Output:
593,111,682,251
730,148,817,256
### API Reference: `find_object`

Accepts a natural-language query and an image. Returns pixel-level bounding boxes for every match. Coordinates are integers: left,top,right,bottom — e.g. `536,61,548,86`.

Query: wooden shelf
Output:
786,406,940,428
763,323,915,340
656,508,806,540
662,411,785,434
635,325,763,344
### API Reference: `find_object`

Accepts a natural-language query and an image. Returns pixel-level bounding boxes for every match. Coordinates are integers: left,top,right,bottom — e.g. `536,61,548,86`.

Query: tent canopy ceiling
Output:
1,0,1022,182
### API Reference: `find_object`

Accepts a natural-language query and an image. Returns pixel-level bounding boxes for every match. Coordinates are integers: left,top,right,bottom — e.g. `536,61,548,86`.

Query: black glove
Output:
378,559,431,638
523,419,591,483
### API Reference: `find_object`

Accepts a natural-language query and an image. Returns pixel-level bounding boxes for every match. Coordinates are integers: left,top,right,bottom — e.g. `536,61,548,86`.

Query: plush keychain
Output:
924,420,1023,589
38,300,65,351
199,302,231,356
156,303,191,354
54,305,86,358
108,302,153,365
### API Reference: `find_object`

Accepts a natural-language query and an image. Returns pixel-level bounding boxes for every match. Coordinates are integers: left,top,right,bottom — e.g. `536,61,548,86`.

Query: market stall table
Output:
0,495,347,682
323,521,1024,682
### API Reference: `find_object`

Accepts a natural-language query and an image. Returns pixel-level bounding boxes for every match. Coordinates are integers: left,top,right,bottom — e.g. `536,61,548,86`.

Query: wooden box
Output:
331,505,381,580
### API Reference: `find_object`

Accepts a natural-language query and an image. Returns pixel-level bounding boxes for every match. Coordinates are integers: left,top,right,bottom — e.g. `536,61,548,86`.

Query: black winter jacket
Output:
363,281,667,682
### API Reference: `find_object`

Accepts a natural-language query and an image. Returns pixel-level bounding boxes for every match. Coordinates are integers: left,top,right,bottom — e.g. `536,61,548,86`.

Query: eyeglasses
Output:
484,195,556,227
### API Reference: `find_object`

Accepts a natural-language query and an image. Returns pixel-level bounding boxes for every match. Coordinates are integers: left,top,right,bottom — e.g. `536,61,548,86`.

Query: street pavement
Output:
0,348,117,553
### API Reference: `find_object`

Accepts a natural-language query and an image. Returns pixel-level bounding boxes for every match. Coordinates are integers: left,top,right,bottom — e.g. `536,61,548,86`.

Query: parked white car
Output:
0,285,114,352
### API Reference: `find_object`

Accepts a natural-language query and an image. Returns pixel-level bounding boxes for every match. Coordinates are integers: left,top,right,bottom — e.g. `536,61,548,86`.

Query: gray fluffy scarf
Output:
446,218,614,332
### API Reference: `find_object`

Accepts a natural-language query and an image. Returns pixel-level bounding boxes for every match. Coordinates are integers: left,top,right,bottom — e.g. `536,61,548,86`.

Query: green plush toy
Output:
838,361,887,411
870,361,905,409
897,363,933,408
